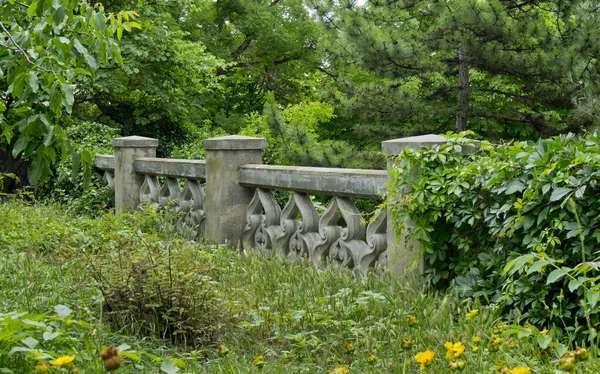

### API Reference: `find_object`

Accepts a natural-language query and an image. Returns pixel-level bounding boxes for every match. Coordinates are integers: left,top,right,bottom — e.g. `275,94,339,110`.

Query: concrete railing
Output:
94,134,456,278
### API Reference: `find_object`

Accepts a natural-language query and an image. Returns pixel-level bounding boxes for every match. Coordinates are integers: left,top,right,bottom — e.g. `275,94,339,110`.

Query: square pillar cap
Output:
113,136,159,148
382,134,480,155
204,135,267,151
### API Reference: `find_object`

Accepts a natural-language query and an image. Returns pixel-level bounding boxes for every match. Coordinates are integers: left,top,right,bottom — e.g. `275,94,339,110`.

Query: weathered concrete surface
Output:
135,158,206,179
204,136,267,247
94,154,115,170
204,135,267,151
113,136,158,212
239,165,386,199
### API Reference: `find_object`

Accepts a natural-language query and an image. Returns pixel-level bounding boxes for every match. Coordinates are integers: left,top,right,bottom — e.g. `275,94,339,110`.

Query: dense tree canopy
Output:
2,0,600,184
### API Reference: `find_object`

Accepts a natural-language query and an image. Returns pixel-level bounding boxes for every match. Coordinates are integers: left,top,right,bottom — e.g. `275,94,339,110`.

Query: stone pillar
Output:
204,135,267,247
382,135,451,279
113,136,158,212
382,134,481,279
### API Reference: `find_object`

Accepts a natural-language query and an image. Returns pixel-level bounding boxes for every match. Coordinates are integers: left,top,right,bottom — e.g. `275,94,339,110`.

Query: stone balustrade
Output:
94,134,461,278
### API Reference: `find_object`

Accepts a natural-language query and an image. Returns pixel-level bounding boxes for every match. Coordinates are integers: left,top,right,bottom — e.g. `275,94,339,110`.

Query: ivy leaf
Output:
550,187,572,202
505,179,525,194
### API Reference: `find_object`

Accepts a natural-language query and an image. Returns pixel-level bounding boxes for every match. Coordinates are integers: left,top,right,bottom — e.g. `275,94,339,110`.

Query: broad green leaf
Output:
536,335,552,349
71,151,81,180
546,267,571,285
29,157,45,185
61,83,74,110
27,1,38,17
94,12,106,35
43,126,54,147
54,304,72,318
12,137,27,157
53,5,66,26
21,337,38,349
42,331,58,341
568,278,584,292
505,179,525,194
160,358,179,374
28,71,39,93
550,187,572,202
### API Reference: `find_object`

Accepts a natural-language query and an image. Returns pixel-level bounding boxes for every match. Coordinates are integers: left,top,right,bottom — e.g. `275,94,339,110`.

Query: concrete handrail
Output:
94,154,115,171
239,164,386,199
134,157,206,180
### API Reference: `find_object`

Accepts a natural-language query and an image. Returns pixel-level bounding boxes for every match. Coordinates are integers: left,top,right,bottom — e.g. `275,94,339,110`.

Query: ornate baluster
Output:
323,197,366,270
159,177,182,208
276,192,320,259
178,179,206,237
360,209,388,271
103,170,115,189
139,175,160,205
241,188,282,256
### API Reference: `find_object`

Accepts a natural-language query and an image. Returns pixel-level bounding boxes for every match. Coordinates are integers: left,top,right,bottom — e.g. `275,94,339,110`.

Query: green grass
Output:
0,201,598,373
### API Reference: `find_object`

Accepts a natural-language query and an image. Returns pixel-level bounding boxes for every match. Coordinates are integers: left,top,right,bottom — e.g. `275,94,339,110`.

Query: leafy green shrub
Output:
38,120,119,216
83,208,231,349
389,132,600,340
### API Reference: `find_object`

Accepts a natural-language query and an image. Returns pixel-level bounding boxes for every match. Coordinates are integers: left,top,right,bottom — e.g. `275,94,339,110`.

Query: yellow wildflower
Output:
49,355,75,366
343,343,354,354
407,315,418,327
252,356,265,370
487,335,503,352
539,328,548,335
414,349,435,371
329,365,348,374
465,309,479,320
216,344,230,357
508,367,531,374
35,362,50,372
493,322,507,334
366,351,378,364
444,341,465,359
506,339,517,348
472,335,481,344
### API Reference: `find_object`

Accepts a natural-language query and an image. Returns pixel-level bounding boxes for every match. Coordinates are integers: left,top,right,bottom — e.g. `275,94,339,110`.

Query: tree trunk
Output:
455,46,469,132
0,143,30,194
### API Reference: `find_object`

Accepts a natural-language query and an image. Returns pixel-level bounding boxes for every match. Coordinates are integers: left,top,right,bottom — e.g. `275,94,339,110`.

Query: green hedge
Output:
389,132,600,339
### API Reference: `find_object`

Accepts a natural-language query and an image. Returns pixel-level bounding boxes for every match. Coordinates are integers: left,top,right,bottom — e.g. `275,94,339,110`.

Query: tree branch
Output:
0,20,33,64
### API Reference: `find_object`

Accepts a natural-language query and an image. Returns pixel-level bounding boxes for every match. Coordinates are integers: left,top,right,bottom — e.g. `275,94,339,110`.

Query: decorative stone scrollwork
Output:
159,177,182,208
102,170,115,189
139,175,160,205
277,192,320,259
241,188,282,255
177,179,206,237
241,189,388,272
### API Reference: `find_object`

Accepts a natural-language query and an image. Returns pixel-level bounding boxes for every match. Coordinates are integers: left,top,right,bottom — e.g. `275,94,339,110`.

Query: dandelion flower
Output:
49,355,75,366
508,367,530,374
329,365,348,374
414,349,434,371
444,341,465,359
216,344,230,357
252,356,265,370
407,315,418,326
465,309,479,320
366,351,378,364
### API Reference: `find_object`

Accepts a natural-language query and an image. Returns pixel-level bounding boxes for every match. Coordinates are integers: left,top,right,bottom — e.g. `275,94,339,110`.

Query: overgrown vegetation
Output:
0,201,598,372
389,131,600,342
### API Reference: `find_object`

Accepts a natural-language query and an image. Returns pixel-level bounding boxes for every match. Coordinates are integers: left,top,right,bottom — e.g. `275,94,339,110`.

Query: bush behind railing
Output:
389,131,600,341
